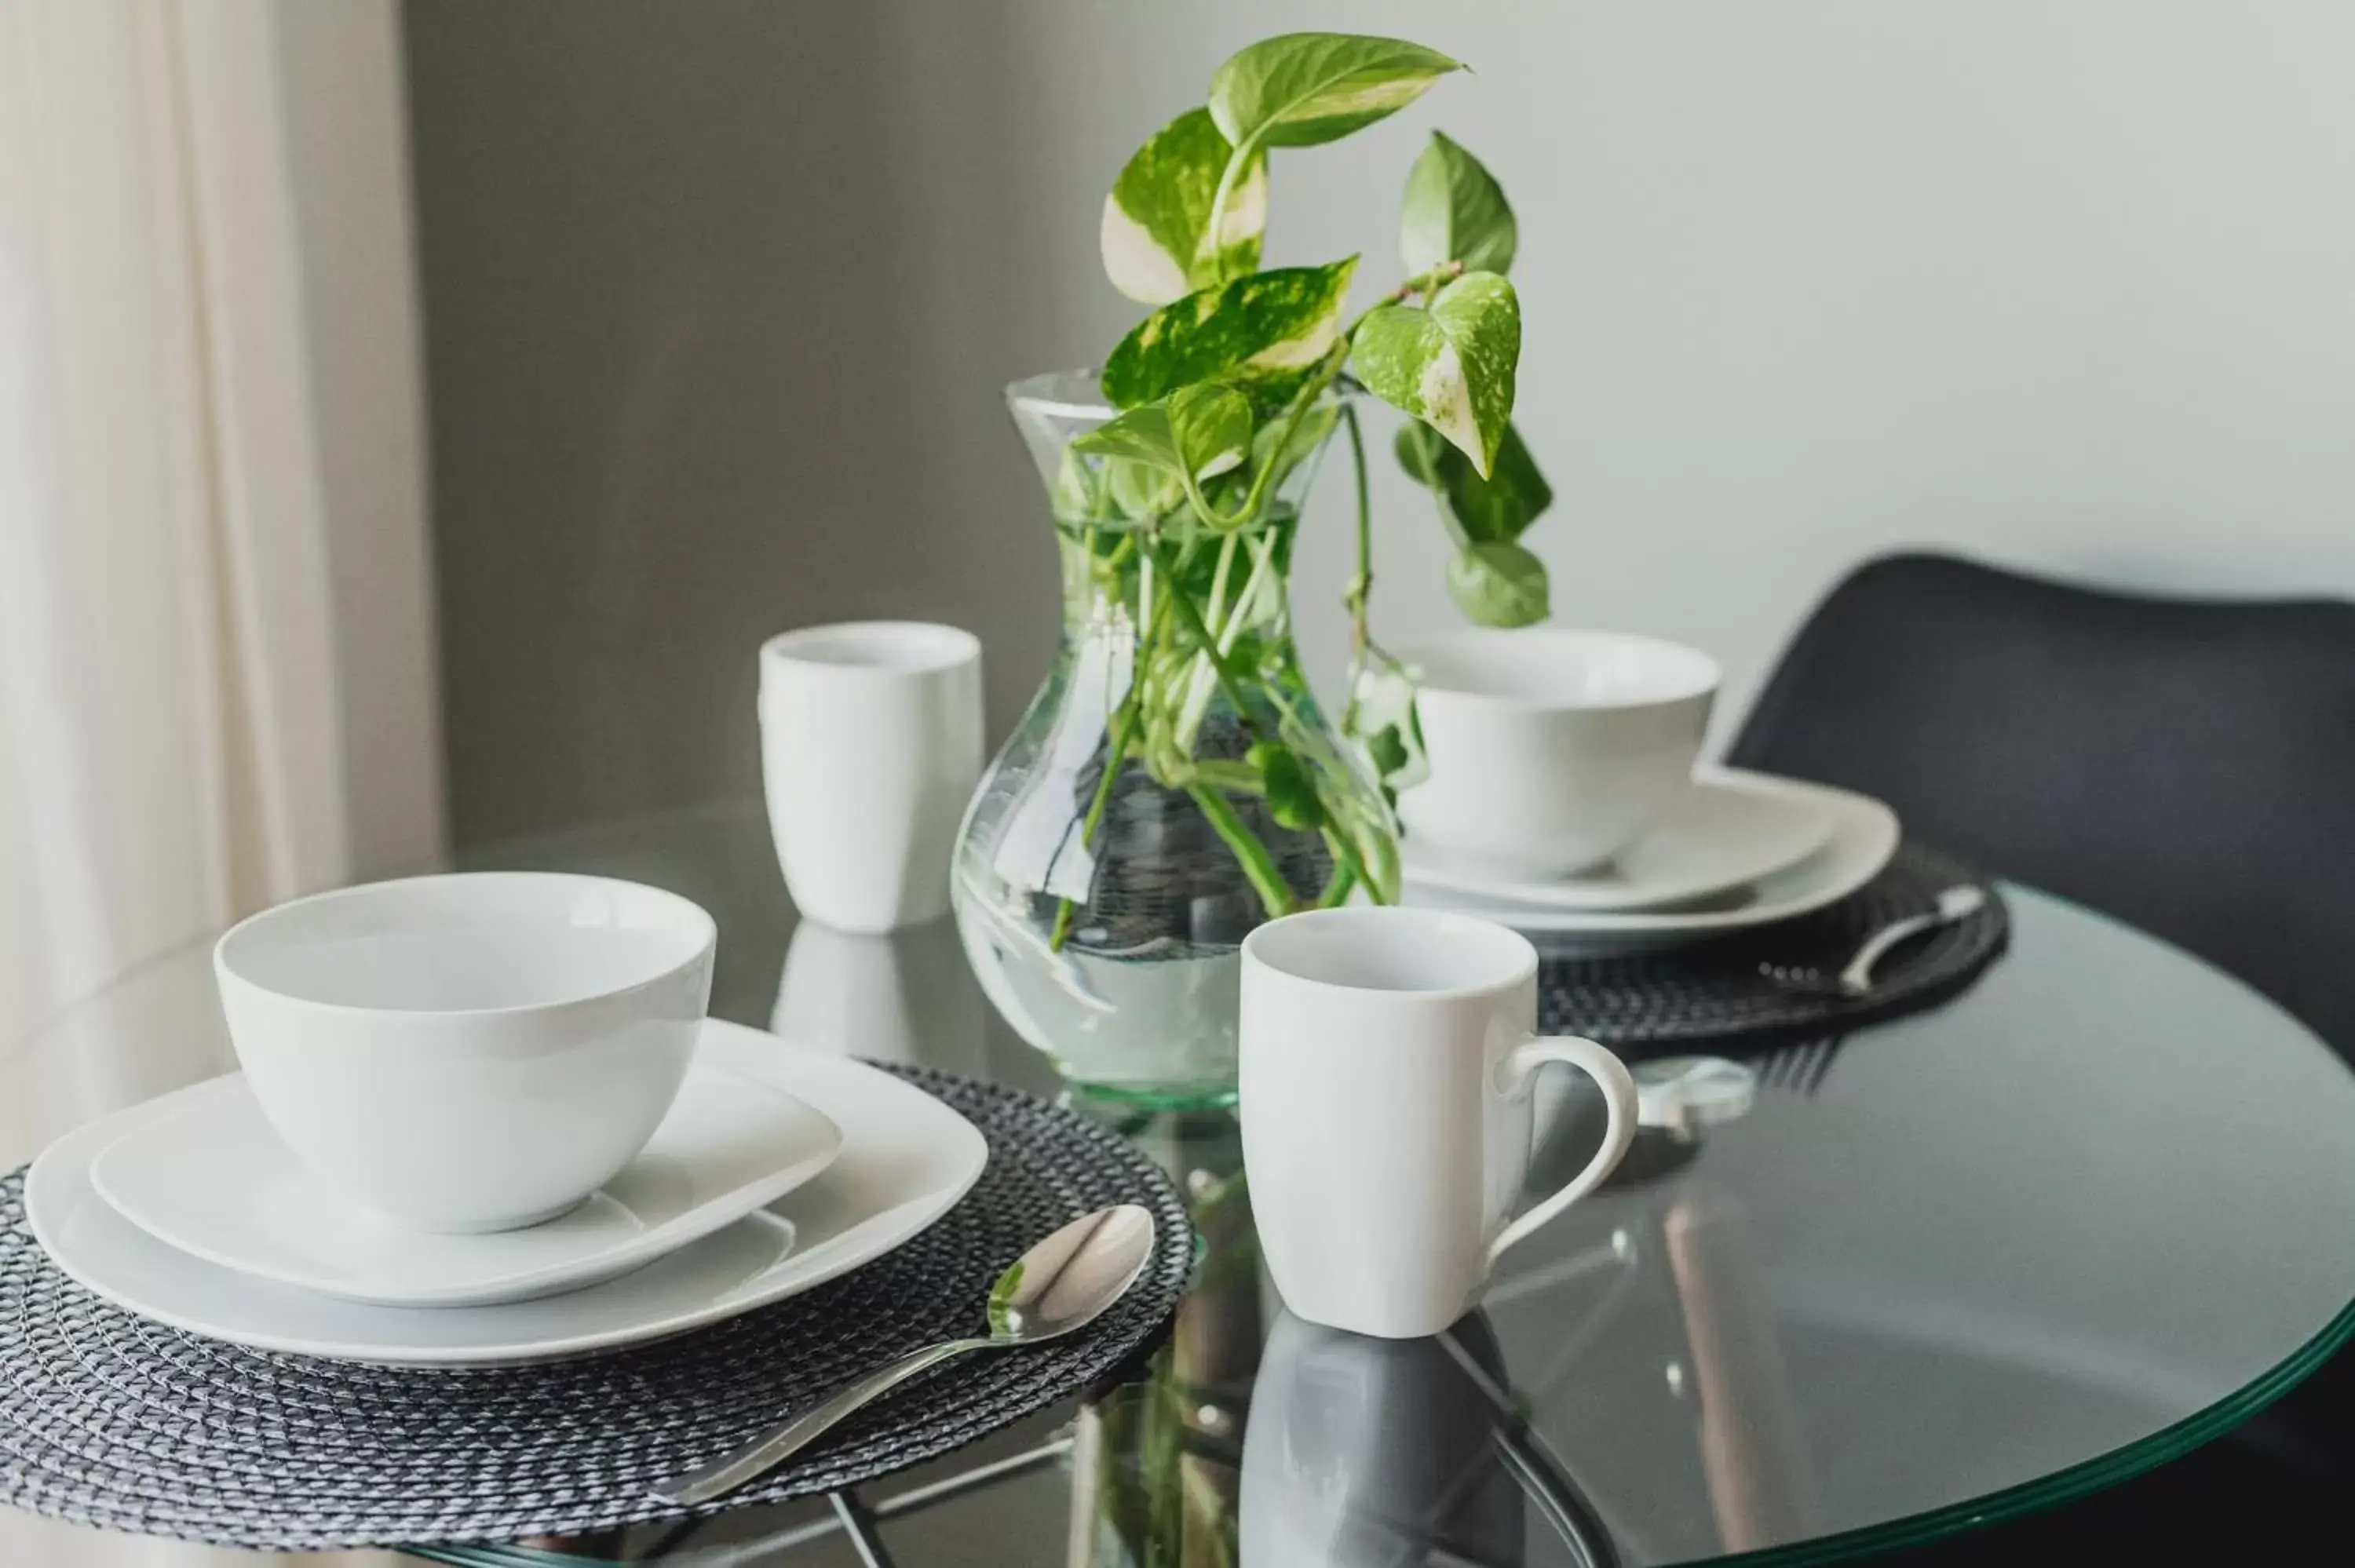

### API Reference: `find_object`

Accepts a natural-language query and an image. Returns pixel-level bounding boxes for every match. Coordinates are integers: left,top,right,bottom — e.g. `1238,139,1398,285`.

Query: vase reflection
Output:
1064,1106,1261,1567
1064,1103,1584,1568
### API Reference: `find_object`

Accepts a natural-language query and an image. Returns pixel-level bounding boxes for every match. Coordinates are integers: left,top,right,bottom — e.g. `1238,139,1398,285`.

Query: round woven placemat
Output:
1539,841,2009,1052
0,1067,1193,1551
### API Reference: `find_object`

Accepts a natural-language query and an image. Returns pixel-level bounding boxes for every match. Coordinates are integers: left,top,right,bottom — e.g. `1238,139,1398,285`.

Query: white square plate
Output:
1402,768,1836,912
26,1020,987,1366
90,1059,842,1308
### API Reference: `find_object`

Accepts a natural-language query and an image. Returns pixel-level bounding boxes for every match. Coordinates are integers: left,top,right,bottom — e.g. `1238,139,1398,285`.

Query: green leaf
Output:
1393,421,1446,486
1344,652,1428,791
1400,131,1517,276
1208,33,1461,151
1050,447,1098,519
1447,540,1550,627
1247,396,1341,494
1394,421,1552,543
1072,382,1254,483
1249,740,1325,831
1351,270,1520,476
1103,259,1358,410
1101,108,1269,305
1167,382,1255,480
1105,458,1178,518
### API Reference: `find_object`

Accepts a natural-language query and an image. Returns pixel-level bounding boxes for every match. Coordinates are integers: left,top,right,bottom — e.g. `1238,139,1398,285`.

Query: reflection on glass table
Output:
6,800,2354,1568
772,914,990,1078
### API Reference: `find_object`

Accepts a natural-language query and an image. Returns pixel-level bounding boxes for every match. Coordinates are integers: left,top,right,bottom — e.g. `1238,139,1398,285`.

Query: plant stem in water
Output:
1188,783,1293,921
1048,694,1141,952
1316,856,1356,908
1144,537,1269,745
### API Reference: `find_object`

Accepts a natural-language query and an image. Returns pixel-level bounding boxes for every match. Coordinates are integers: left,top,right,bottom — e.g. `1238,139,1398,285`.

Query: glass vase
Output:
952,371,1397,1107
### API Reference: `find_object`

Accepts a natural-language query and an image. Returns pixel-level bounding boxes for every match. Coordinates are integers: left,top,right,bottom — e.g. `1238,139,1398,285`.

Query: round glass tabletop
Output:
5,801,2352,1568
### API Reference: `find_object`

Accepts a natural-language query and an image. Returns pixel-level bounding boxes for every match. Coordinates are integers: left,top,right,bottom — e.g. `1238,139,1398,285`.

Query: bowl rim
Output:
213,871,717,1021
1393,626,1722,711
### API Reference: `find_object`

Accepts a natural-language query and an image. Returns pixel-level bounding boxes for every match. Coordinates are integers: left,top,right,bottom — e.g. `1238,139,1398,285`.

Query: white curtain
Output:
0,0,425,1562
0,0,400,1044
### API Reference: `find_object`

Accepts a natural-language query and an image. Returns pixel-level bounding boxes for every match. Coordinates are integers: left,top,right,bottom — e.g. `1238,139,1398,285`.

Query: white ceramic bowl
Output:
214,873,716,1233
1397,629,1721,877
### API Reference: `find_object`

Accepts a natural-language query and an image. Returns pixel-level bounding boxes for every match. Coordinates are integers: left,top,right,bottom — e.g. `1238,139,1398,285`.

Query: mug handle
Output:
1485,1034,1640,1269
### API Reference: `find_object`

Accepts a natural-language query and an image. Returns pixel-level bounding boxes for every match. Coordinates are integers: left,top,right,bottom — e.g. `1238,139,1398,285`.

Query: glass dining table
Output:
5,800,2353,1568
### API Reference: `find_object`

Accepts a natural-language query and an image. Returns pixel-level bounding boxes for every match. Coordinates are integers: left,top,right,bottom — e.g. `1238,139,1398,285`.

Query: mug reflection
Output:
1242,1311,1530,1568
771,913,987,1074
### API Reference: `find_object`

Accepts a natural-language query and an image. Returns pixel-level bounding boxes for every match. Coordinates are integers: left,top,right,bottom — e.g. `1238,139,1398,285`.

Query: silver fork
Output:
1755,1036,1845,1095
1759,884,1987,999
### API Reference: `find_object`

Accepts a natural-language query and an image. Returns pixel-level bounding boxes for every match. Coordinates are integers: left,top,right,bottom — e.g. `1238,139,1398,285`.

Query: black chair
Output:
1729,552,2355,1561
1729,551,2355,1060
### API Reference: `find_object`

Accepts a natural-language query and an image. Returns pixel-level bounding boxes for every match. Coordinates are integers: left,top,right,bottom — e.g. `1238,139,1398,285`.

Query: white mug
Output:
1240,906,1638,1340
759,622,984,934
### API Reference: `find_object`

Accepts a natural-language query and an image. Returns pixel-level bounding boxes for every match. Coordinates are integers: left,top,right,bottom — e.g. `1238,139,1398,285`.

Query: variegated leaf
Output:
1102,258,1358,410
1105,458,1179,518
1100,108,1269,305
1400,131,1517,277
1071,382,1254,489
1209,33,1461,151
1447,540,1550,627
1351,270,1519,476
1247,396,1341,494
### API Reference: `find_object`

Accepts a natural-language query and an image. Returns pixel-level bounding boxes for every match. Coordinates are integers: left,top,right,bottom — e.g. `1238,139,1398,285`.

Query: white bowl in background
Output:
1396,629,1721,878
214,872,716,1234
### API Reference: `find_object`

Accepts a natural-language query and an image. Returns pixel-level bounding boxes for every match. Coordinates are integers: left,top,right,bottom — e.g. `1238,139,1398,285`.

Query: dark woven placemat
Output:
0,1066,1192,1551
1539,841,2009,1052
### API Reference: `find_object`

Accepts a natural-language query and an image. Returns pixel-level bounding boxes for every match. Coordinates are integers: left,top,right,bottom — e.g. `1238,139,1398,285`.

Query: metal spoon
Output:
651,1204,1156,1508
1761,884,1988,998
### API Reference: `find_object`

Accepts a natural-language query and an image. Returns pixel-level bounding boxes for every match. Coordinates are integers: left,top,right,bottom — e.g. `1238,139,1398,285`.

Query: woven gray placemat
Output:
0,1066,1192,1551
1539,840,2010,1051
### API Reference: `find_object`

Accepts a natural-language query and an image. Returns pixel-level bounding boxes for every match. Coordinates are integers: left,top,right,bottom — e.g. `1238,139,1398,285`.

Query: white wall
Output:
991,0,2355,735
406,1,2355,837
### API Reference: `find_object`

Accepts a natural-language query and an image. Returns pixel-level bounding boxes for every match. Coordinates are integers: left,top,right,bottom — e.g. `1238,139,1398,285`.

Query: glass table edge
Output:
395,1289,2355,1568
1689,1285,2355,1568
23,848,2340,1568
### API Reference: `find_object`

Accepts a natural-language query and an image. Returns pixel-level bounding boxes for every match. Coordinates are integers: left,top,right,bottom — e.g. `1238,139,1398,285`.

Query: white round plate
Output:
1402,768,1835,912
26,1020,987,1366
90,1059,843,1308
1402,772,1899,951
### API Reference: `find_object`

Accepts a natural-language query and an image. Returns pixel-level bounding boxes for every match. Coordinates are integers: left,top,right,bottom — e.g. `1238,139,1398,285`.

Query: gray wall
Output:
279,0,443,877
407,1,2355,848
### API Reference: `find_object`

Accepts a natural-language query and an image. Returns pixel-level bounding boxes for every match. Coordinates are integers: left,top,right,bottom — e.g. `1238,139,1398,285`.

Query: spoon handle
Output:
652,1336,996,1507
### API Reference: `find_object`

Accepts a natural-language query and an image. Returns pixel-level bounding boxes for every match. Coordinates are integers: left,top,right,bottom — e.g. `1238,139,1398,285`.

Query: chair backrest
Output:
1729,552,2355,1057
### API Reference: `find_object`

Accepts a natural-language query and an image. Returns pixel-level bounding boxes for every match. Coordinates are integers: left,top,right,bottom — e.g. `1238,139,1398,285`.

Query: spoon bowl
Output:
984,1205,1157,1342
652,1203,1156,1506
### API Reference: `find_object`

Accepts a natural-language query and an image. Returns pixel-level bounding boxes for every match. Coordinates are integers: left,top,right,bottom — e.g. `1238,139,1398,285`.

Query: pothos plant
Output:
1049,31,1554,947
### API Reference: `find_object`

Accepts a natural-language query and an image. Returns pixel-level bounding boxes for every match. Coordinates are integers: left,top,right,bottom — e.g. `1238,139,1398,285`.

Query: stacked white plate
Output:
24,1019,988,1366
1401,767,1900,950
